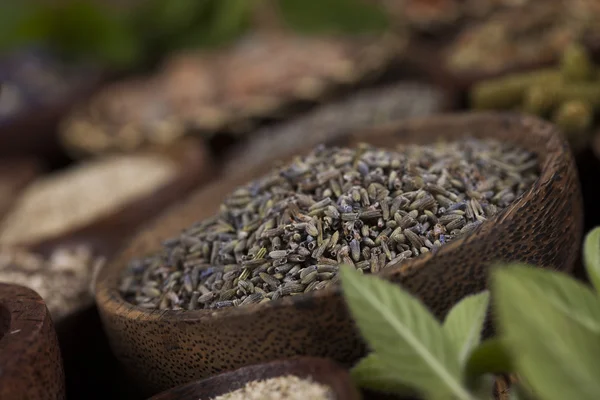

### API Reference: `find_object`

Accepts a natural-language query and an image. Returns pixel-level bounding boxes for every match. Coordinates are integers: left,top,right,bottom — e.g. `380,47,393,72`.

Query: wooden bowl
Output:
149,357,360,400
0,283,65,400
95,112,582,394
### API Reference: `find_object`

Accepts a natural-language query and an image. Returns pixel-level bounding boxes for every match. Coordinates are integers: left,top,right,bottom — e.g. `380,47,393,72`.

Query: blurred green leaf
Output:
340,267,474,399
443,291,490,366
491,262,600,333
47,1,142,67
583,226,600,293
134,0,206,38
493,264,600,400
351,353,417,396
465,338,513,378
0,3,50,50
173,0,252,50
278,0,389,34
0,0,390,68
0,1,142,68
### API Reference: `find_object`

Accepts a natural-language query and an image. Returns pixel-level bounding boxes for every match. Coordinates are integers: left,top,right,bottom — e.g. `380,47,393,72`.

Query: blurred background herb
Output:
0,0,389,70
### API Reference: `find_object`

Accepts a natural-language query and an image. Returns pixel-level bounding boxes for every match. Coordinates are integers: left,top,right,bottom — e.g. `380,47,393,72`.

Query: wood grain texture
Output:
0,283,65,400
149,357,360,400
96,112,583,394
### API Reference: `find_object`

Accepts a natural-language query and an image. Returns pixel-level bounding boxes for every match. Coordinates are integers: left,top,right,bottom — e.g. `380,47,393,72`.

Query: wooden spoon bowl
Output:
149,357,360,400
0,283,65,400
96,112,582,394
21,137,213,257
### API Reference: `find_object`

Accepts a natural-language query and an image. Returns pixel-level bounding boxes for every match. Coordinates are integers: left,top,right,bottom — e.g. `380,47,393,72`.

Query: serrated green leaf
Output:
491,263,600,333
278,0,388,34
340,267,475,400
443,291,490,366
493,265,600,400
351,353,417,396
583,227,600,294
465,338,513,378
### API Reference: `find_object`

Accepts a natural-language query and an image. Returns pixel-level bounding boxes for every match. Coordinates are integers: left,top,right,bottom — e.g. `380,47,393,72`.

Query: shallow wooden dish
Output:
0,283,65,400
149,357,359,400
22,137,212,257
96,112,582,394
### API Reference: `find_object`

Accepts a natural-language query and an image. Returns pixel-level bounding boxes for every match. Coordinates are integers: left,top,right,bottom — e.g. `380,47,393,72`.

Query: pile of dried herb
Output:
59,32,403,158
445,0,600,75
121,139,539,311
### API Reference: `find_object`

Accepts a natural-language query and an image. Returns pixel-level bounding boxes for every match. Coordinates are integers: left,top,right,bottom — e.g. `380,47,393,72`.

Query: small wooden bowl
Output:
96,112,582,394
149,357,359,400
0,283,65,400
21,138,212,257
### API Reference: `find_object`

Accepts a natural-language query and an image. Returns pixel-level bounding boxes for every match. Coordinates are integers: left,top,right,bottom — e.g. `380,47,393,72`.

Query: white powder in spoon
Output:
209,375,334,400
0,154,177,245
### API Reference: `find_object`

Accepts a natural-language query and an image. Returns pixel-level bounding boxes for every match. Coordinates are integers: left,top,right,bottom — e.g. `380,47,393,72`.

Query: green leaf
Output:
134,0,204,38
465,338,513,378
169,0,252,51
208,0,253,42
278,0,389,34
583,226,600,293
0,3,45,50
467,374,496,400
493,265,600,400
48,1,142,67
443,291,490,366
491,263,600,333
340,266,475,400
3,1,143,67
351,353,417,396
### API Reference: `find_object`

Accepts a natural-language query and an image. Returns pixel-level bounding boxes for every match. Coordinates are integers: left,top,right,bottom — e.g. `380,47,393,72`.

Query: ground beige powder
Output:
209,375,334,400
0,154,177,245
0,245,104,321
